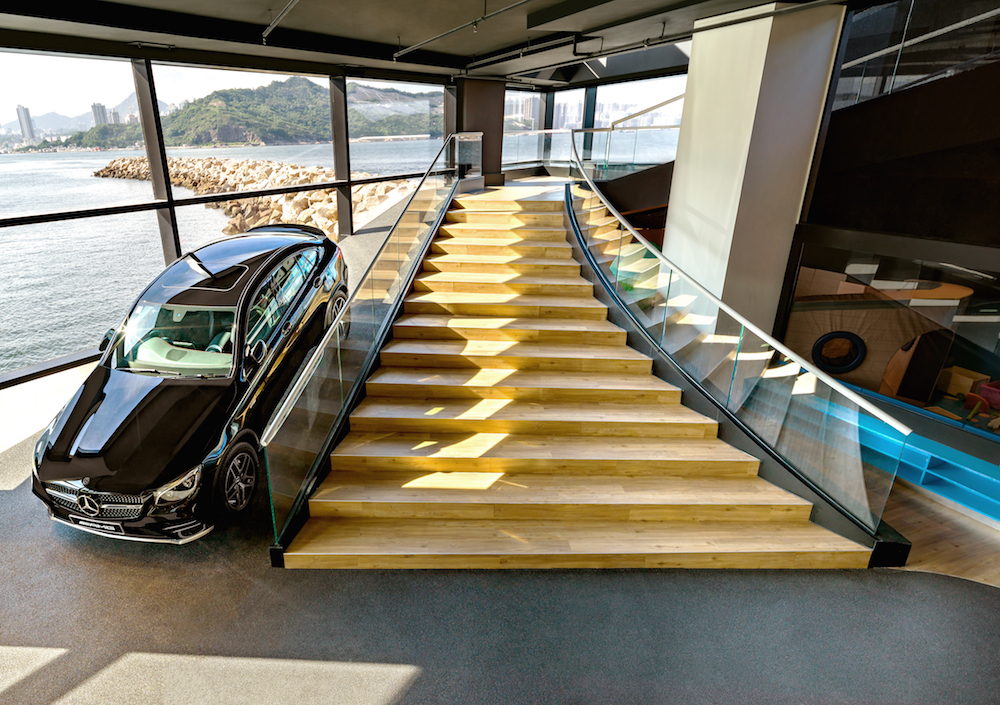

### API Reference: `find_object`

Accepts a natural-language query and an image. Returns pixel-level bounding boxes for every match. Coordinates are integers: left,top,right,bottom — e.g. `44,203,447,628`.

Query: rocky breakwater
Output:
95,157,417,239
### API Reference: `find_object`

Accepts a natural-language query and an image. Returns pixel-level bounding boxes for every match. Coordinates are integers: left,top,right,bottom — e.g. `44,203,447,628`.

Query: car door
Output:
242,248,321,431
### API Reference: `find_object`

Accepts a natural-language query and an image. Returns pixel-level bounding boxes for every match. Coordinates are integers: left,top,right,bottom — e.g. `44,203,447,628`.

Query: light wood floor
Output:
883,481,1000,589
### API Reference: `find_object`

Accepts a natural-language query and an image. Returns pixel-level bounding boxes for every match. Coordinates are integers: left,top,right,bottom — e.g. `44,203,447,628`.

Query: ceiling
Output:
0,0,812,86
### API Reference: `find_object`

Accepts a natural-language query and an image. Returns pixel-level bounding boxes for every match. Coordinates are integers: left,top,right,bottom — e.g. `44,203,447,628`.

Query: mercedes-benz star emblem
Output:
77,494,101,517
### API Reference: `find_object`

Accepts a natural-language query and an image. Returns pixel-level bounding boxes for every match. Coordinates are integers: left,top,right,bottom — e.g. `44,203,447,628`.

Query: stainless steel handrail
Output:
568,129,913,438
260,131,482,445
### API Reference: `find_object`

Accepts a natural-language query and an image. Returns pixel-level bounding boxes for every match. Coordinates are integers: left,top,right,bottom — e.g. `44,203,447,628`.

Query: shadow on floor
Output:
2,432,1000,704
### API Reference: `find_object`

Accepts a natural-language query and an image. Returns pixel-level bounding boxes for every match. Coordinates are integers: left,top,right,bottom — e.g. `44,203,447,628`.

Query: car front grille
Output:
43,482,148,521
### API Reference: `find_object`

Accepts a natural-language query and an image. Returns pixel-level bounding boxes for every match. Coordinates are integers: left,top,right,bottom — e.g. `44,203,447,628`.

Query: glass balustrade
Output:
568,146,912,535
258,132,481,544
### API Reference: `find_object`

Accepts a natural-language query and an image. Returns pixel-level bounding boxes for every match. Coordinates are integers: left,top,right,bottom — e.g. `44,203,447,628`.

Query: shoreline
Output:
95,156,416,239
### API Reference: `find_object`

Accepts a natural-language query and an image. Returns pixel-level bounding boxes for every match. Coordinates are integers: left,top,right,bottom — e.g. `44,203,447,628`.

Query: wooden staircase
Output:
284,185,872,569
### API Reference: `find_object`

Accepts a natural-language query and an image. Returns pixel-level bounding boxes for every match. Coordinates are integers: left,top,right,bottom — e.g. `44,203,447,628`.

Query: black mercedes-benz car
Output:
32,224,347,544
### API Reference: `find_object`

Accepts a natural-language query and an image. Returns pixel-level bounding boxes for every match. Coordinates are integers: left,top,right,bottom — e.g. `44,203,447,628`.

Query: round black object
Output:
211,441,259,520
811,331,867,374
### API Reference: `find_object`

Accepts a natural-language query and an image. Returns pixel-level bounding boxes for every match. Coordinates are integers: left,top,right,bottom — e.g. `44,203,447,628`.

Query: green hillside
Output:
59,77,445,149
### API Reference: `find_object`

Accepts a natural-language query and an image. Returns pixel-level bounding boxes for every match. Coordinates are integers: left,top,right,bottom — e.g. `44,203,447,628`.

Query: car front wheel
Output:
211,441,259,520
325,290,350,338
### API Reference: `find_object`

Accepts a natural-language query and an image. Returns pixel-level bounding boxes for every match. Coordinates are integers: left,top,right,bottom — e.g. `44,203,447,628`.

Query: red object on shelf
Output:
978,381,1000,409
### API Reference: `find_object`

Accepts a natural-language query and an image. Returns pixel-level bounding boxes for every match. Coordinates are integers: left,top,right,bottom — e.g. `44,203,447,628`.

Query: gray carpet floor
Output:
4,431,1000,705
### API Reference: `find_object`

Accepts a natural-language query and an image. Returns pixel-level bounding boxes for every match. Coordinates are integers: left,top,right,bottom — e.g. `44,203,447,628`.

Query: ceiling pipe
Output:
394,0,538,60
507,0,842,79
262,0,302,45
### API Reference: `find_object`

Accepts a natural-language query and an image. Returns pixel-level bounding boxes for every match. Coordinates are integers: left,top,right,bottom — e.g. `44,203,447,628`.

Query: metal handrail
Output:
568,129,913,438
260,131,482,446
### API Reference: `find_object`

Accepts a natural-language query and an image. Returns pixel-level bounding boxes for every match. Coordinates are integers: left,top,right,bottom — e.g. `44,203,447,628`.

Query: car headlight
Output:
33,405,67,473
154,466,202,505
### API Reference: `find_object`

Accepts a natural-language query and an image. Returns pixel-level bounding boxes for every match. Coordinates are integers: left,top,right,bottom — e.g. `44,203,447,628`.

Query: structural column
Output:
132,58,179,264
455,79,505,185
330,73,353,238
661,2,846,332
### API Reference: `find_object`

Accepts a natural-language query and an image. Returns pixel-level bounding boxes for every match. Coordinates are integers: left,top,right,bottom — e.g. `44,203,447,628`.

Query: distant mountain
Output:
3,93,166,135
159,76,333,146
20,78,445,148
2,111,89,134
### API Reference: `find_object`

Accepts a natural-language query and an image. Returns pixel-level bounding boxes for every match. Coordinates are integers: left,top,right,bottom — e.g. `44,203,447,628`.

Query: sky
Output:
1,50,435,124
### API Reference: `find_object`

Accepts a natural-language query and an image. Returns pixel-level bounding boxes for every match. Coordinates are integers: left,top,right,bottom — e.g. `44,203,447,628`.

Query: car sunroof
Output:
159,257,249,292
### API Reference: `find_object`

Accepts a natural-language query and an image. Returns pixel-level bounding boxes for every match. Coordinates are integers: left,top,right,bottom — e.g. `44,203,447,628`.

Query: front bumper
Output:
33,477,213,545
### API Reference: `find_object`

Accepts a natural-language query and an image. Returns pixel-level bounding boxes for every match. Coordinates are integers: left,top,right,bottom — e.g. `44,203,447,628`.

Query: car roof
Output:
140,233,321,308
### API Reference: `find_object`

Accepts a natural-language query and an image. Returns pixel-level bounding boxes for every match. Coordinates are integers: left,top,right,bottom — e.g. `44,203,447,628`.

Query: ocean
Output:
0,140,443,374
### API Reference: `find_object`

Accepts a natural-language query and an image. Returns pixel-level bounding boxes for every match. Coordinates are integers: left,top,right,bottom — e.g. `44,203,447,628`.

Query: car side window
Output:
246,249,320,349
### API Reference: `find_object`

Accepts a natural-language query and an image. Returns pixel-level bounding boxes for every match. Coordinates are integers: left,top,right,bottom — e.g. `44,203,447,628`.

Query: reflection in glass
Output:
346,79,444,177
151,63,335,197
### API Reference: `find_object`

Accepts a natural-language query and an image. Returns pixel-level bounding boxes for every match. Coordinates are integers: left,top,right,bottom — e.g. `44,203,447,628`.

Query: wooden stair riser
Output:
391,322,626,345
439,225,569,241
431,240,575,258
453,198,564,212
377,351,652,374
403,298,608,320
364,380,677,403
349,414,716,438
330,454,759,477
309,502,812,522
413,276,592,297
422,257,581,277
445,211,565,226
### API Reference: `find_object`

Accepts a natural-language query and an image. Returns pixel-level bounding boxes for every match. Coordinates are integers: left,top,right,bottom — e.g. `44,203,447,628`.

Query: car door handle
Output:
281,321,293,337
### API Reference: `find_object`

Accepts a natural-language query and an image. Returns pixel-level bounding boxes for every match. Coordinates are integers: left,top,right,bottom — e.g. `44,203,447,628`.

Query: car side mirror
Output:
99,328,115,352
247,339,267,366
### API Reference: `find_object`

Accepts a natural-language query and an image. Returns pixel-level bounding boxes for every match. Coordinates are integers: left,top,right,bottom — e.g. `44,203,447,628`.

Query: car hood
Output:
37,366,235,494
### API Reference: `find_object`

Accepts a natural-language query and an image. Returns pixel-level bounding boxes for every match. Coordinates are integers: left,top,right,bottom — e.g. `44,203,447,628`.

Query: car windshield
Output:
109,302,237,378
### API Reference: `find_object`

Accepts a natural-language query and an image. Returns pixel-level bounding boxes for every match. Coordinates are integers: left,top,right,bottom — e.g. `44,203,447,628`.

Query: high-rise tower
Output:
16,105,36,142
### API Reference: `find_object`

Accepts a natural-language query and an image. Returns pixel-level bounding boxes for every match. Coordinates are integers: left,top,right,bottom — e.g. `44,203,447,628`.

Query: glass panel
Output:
503,90,542,131
346,79,444,177
834,1,1000,109
262,135,479,541
174,188,339,254
351,177,419,232
0,51,154,219
728,331,907,531
785,246,1000,439
569,174,907,532
151,64,335,196
0,211,164,373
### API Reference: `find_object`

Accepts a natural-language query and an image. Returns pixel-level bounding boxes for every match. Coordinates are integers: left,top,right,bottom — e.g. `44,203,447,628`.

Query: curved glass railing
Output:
566,132,913,535
259,132,483,546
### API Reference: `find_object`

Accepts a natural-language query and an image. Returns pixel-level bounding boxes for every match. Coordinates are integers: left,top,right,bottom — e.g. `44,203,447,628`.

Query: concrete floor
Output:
5,194,1000,704
4,425,1000,704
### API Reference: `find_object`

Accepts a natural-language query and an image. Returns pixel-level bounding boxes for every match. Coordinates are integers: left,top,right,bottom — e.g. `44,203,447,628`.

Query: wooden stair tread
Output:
415,272,589,287
424,254,579,267
332,432,755,465
441,222,566,232
380,339,649,362
433,236,573,248
352,398,714,427
311,472,812,507
406,292,604,307
367,367,677,392
393,314,623,334
284,519,871,568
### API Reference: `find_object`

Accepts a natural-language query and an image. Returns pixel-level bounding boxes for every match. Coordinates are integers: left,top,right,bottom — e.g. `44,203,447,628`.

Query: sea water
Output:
0,140,443,373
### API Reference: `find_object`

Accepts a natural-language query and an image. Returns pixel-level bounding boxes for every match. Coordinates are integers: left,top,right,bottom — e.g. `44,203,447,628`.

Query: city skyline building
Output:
91,102,108,126
16,104,35,141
